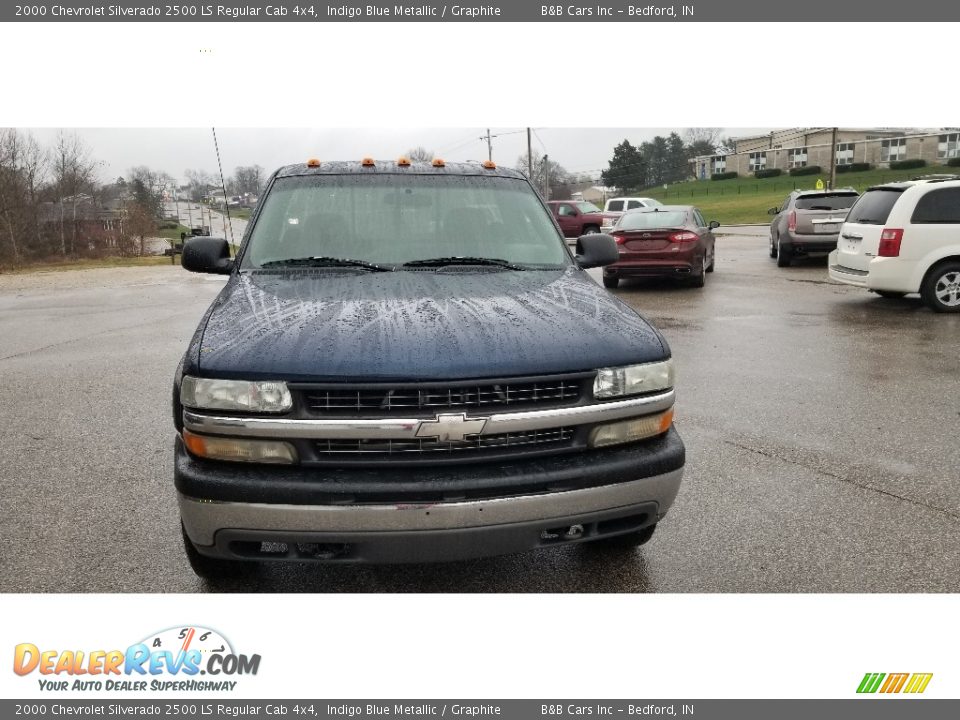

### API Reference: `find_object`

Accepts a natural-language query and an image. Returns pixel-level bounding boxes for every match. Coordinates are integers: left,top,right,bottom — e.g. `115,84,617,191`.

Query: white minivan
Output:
828,177,960,312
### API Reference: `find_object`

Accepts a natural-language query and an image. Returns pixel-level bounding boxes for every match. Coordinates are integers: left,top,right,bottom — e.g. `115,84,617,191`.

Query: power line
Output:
437,132,484,155
532,128,547,152
477,128,537,161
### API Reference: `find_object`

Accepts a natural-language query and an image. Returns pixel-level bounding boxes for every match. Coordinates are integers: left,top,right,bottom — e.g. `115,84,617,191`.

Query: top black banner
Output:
4,0,956,21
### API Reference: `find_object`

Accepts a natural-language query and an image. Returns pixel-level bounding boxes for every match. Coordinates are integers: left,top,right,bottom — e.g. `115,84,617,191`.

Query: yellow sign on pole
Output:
816,179,825,190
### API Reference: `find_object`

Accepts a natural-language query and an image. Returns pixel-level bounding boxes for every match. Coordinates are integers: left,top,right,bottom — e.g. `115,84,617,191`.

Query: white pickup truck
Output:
600,197,663,233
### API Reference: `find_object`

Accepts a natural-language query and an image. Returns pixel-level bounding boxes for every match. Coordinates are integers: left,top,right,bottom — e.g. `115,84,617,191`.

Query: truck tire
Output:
182,523,250,581
769,235,777,258
602,275,619,289
921,261,960,313
583,225,600,235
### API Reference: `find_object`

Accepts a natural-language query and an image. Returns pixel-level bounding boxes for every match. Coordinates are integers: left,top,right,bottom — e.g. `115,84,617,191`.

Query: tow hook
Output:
540,524,585,542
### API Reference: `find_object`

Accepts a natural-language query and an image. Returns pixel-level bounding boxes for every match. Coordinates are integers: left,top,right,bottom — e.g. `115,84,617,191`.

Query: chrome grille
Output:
314,427,574,457
300,378,583,417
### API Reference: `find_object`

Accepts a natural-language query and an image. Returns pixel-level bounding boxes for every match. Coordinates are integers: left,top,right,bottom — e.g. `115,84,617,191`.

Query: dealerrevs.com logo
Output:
857,672,933,694
13,626,261,692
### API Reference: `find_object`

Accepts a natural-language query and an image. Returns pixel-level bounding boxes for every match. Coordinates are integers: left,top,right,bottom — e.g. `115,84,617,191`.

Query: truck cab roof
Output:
275,160,527,180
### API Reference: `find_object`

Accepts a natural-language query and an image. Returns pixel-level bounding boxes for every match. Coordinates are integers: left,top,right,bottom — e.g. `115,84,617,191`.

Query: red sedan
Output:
602,206,719,289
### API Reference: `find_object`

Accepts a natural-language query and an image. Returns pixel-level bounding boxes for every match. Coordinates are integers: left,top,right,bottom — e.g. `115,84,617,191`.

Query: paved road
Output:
1,234,958,592
166,201,249,244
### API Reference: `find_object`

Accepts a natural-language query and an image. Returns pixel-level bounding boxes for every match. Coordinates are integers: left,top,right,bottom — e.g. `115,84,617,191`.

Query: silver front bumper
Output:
179,468,683,561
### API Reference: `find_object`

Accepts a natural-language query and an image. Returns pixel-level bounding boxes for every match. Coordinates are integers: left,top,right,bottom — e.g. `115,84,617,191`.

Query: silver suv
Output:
768,188,860,267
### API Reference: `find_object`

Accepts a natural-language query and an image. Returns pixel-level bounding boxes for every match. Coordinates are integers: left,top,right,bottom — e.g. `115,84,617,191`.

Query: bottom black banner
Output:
2,700,956,720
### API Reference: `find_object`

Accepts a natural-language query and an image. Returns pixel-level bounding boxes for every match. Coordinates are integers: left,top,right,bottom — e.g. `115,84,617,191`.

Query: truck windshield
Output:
242,174,569,269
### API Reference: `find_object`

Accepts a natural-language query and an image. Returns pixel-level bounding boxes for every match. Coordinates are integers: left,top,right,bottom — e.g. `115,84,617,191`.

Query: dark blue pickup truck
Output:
174,158,684,578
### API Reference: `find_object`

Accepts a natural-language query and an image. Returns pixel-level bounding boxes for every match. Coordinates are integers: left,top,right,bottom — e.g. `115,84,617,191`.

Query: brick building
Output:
690,128,960,179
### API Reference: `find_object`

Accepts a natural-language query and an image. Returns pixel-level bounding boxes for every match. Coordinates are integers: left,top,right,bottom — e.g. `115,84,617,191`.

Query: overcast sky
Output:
25,127,775,186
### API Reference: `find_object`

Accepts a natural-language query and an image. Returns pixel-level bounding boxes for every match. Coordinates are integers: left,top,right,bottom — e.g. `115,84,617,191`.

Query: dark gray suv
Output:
768,188,859,267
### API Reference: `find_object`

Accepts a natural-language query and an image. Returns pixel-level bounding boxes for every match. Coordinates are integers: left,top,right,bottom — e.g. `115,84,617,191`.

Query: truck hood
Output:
194,267,668,381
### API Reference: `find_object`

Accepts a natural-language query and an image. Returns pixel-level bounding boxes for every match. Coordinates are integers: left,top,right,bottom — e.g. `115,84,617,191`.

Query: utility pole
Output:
829,126,838,190
543,154,550,200
173,189,182,232
527,127,533,179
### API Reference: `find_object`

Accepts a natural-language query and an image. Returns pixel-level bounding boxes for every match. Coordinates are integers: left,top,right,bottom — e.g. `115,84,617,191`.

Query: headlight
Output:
183,430,297,464
180,376,292,413
593,360,674,399
588,409,674,448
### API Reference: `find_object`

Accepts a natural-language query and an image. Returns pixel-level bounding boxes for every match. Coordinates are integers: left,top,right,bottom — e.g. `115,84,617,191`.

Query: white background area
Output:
0,19,956,700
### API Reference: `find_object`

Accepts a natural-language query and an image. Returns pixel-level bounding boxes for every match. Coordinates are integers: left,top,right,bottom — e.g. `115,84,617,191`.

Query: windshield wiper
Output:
260,256,392,271
402,256,526,270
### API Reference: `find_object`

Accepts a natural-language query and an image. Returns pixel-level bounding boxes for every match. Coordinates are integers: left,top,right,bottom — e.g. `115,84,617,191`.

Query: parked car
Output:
545,200,606,238
600,197,664,233
602,206,718,289
828,177,960,312
174,159,685,577
768,188,860,267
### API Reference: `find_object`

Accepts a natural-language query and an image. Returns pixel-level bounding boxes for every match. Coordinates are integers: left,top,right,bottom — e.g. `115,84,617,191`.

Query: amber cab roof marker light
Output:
397,157,411,167
482,160,497,169
432,158,446,167
361,157,375,167
306,158,321,168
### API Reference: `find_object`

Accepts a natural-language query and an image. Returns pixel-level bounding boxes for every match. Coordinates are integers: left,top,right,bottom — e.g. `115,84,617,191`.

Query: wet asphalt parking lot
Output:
1,228,958,593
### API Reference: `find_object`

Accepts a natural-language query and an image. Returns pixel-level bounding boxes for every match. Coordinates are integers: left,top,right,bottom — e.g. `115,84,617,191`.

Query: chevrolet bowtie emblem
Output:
415,413,488,442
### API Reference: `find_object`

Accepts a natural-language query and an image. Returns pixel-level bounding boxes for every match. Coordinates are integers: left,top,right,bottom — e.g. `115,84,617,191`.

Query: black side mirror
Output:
709,220,720,230
575,233,618,268
181,237,233,275
767,207,779,215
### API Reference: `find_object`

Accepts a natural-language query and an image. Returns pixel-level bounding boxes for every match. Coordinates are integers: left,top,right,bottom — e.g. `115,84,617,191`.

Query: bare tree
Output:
232,165,265,196
515,149,571,199
406,147,434,163
0,129,26,263
0,129,53,265
125,203,156,257
21,133,47,254
185,169,216,202
683,128,724,148
51,131,98,256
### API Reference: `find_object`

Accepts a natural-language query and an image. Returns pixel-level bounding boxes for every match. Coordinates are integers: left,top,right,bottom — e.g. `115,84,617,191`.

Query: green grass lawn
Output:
643,165,958,225
157,224,191,244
